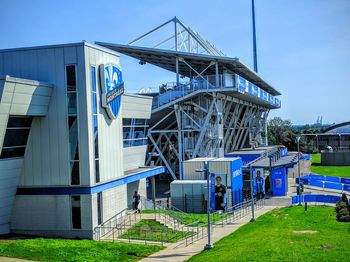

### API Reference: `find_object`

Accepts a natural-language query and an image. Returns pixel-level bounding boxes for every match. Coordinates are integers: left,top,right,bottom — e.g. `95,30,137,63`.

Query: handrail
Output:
152,73,281,110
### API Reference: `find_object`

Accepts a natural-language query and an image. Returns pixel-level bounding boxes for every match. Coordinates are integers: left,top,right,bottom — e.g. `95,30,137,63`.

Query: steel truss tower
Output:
97,17,280,180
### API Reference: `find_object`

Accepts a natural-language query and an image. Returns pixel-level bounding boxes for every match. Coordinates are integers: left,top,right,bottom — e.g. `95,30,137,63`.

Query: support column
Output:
175,104,183,179
215,61,219,88
215,98,224,157
151,176,156,211
176,57,180,86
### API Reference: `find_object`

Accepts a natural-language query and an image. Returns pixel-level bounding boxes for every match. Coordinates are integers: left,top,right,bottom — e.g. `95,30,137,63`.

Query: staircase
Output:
93,197,265,246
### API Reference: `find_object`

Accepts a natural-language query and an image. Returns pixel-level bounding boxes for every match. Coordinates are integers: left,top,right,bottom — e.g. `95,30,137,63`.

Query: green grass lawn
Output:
121,219,193,243
142,210,226,226
0,238,164,262
188,206,350,262
310,153,350,178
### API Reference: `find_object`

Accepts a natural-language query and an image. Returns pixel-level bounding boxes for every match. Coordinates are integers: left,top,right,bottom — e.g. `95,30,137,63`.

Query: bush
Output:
336,207,350,222
335,193,350,222
336,201,347,213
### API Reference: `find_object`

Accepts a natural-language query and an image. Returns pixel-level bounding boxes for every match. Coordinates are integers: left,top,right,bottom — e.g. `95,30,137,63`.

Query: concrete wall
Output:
321,151,350,166
126,179,147,209
91,185,127,229
11,194,93,239
0,158,23,234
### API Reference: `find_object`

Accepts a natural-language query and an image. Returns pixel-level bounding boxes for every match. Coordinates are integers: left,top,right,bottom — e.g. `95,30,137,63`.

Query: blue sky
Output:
1,0,349,124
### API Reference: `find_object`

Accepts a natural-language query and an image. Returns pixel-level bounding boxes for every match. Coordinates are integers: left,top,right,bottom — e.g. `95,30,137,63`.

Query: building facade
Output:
0,42,164,238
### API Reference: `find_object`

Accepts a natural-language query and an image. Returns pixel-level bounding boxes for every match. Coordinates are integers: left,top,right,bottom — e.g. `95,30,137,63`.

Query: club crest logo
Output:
99,64,124,119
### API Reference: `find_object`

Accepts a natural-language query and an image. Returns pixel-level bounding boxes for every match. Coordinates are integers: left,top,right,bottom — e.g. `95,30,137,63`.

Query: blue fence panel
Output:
309,174,326,180
344,184,350,192
324,182,343,190
292,194,346,204
325,176,340,183
304,194,341,204
340,178,350,185
309,180,324,188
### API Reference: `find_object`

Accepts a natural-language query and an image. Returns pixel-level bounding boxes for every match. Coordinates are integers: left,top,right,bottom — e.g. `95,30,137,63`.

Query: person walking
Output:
133,191,141,213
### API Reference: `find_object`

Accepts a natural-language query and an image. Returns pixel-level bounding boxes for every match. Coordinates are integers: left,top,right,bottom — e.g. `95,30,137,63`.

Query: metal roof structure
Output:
96,42,281,96
97,17,282,179
250,153,298,168
323,121,350,134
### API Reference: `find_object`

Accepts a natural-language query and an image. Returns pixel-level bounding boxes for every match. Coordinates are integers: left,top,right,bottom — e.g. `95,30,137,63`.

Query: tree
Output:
267,117,297,149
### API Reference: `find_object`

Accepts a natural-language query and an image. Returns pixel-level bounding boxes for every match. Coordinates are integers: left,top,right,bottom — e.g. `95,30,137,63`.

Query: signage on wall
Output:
210,173,227,212
99,64,124,119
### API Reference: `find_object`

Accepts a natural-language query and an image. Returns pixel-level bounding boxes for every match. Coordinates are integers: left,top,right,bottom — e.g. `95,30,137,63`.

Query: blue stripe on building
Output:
16,166,165,195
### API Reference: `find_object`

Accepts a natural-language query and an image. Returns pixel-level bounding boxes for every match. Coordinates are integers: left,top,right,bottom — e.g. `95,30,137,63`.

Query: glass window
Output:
91,66,100,183
0,117,32,159
123,119,131,126
67,93,77,115
95,160,100,183
68,116,79,161
122,118,149,148
71,195,82,229
0,147,26,159
70,161,80,185
3,129,30,147
66,65,77,91
7,117,32,128
97,192,103,225
91,66,96,92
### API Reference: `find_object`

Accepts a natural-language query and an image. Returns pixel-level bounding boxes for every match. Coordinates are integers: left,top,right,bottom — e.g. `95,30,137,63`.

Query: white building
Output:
0,42,164,238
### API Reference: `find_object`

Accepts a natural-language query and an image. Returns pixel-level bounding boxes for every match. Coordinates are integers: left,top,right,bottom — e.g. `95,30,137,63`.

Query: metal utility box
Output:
170,180,208,213
183,157,216,180
208,157,243,209
271,167,287,196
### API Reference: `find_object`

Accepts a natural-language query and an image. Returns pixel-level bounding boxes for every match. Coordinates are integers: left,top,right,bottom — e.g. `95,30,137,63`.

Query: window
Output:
71,195,82,229
0,117,32,159
123,118,148,147
91,66,100,183
97,192,103,225
66,65,80,185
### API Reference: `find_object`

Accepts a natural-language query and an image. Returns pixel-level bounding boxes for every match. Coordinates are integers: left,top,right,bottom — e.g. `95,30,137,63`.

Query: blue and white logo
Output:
100,64,124,119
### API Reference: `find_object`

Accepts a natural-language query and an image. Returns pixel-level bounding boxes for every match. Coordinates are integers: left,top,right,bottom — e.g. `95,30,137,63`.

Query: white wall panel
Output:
123,145,147,171
0,158,23,234
121,94,152,119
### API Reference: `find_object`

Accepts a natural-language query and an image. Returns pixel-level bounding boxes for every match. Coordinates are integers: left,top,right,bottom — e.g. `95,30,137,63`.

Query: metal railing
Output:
93,208,130,240
93,197,265,246
152,73,281,109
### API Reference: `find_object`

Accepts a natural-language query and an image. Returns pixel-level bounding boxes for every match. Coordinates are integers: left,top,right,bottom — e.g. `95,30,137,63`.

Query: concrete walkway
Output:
0,258,34,262
140,206,276,262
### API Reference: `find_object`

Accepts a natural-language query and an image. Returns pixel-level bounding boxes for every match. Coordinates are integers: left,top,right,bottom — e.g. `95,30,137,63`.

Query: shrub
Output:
336,207,350,222
335,193,350,222
336,201,347,213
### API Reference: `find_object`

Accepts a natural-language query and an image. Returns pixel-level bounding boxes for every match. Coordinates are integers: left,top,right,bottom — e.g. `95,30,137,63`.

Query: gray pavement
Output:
140,206,276,262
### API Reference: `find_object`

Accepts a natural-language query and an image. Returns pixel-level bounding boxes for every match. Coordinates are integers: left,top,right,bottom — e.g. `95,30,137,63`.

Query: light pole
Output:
196,161,213,249
297,136,302,206
250,165,255,222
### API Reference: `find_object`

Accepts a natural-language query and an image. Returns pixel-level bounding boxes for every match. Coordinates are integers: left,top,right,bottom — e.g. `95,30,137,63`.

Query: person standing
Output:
133,191,141,213
255,170,265,199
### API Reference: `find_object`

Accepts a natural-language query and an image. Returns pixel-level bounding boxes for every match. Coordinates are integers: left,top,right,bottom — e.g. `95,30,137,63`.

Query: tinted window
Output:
66,65,77,90
70,161,80,185
0,147,26,159
7,117,32,128
71,195,81,229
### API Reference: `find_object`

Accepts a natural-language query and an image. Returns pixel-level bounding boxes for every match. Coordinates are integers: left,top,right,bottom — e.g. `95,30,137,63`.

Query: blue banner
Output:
210,173,216,211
